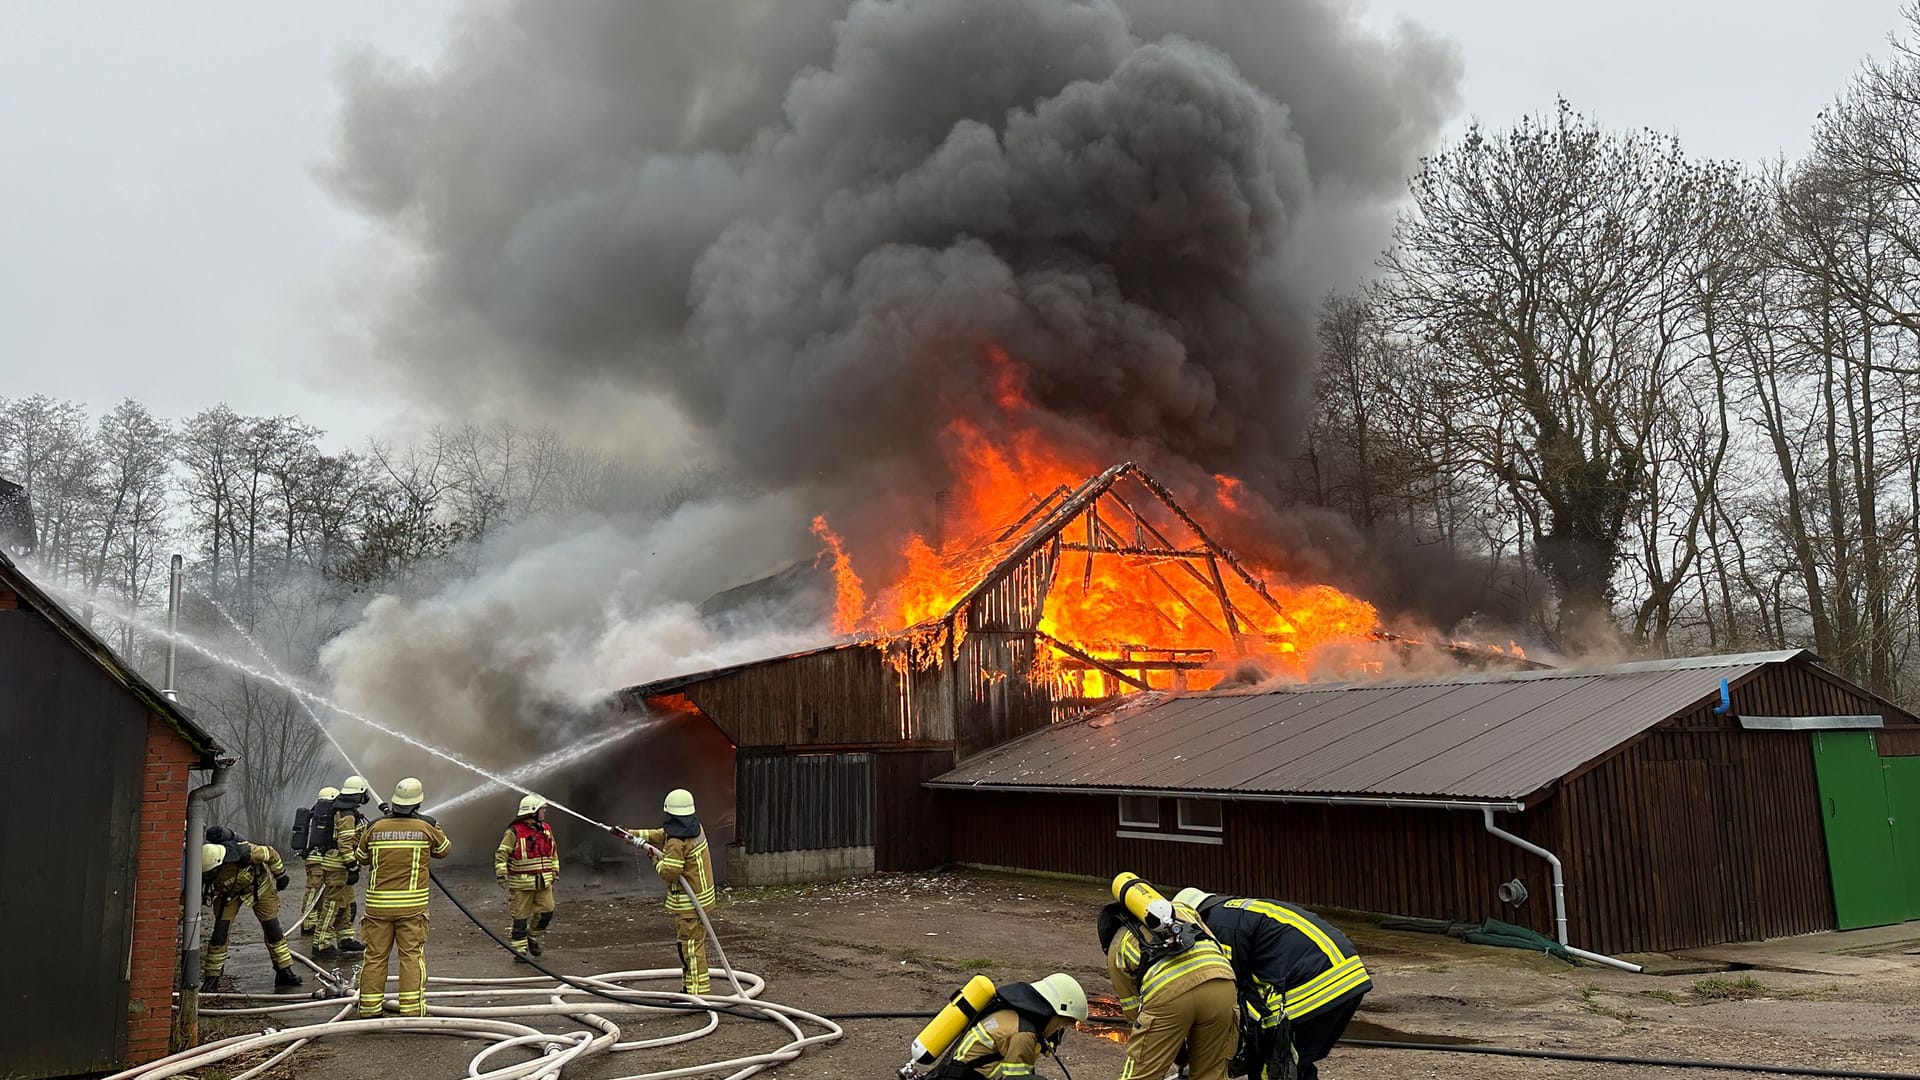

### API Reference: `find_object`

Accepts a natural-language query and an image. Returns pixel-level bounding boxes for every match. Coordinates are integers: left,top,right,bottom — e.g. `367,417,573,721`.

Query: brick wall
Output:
128,714,197,1064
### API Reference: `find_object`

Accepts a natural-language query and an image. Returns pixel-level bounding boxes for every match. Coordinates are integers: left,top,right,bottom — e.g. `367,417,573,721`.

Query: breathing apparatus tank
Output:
1113,871,1175,931
900,975,996,1078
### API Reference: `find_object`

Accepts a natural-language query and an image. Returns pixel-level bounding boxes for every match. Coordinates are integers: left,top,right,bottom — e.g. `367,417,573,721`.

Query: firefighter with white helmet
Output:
1172,888,1370,1080
297,785,338,936
352,776,451,1018
929,973,1088,1079
313,775,371,958
198,837,303,992
621,788,717,994
495,792,559,961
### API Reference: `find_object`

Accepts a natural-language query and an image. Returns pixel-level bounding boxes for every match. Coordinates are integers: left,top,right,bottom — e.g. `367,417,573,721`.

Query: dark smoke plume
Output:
325,0,1461,506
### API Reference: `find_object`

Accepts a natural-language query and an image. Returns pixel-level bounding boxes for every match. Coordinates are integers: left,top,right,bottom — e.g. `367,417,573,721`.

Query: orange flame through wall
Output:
813,342,1396,696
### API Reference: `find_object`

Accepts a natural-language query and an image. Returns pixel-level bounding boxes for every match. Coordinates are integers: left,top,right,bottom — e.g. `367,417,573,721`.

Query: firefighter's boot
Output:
275,966,305,991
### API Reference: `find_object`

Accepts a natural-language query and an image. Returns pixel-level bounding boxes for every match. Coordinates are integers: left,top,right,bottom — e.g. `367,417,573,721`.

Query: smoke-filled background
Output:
301,0,1463,819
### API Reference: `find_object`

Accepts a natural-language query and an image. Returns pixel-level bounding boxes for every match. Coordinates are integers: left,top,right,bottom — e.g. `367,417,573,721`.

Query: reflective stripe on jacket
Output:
951,1008,1042,1078
495,820,559,889
319,809,362,870
353,814,452,916
1105,902,1234,1018
636,826,716,912
207,843,286,901
1205,898,1371,1020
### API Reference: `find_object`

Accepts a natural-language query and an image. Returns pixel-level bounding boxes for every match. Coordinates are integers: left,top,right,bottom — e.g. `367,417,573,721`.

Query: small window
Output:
1177,798,1223,833
1118,795,1161,828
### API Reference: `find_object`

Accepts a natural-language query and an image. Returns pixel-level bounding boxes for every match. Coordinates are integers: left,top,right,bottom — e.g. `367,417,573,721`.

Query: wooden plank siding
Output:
875,749,959,870
940,790,1565,944
940,658,1920,955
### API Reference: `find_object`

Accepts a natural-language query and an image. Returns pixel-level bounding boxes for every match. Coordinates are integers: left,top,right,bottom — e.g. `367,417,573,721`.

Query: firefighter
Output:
935,974,1088,1079
1174,889,1371,1080
313,775,371,959
495,793,559,962
353,776,452,1018
622,788,717,995
198,838,303,992
1099,894,1238,1080
299,785,338,936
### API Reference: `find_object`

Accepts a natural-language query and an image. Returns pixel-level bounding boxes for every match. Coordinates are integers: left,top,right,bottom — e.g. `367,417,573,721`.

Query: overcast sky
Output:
0,0,1905,451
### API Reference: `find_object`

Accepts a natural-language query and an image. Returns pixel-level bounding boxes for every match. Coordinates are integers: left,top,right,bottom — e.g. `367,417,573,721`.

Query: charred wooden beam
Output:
1054,658,1213,671
1059,542,1216,559
1034,630,1153,692
1129,469,1294,622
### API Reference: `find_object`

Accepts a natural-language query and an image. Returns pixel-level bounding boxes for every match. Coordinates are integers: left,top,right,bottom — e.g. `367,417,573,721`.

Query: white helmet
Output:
1031,973,1088,1022
663,789,696,816
341,775,370,798
318,785,340,801
201,842,227,871
518,794,548,817
1173,888,1212,910
392,777,424,808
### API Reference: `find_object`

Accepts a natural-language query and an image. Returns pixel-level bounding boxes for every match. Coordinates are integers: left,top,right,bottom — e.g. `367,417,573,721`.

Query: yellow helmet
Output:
392,777,424,808
663,788,696,816
318,785,340,801
1032,973,1088,1022
341,775,370,798
518,793,547,817
1173,887,1212,910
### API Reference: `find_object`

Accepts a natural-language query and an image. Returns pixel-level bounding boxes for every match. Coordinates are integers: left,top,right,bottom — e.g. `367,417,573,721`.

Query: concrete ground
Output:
193,867,1920,1079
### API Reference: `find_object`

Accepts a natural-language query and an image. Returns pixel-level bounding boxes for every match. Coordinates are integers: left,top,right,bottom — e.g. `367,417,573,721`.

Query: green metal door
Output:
1885,756,1920,923
1811,731,1906,929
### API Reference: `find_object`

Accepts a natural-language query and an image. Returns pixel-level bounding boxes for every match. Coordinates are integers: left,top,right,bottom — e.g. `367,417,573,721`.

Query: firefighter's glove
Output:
274,872,292,891
347,868,360,885
496,875,508,890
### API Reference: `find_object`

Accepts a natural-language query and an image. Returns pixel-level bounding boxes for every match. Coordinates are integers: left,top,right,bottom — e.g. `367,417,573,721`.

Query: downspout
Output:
171,761,229,1050
1482,807,1642,973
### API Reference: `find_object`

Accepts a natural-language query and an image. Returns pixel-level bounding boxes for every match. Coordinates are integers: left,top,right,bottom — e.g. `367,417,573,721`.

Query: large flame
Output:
816,343,1386,696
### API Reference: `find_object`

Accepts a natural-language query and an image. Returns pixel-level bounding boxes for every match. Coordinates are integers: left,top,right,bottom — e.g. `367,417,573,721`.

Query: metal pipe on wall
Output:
163,555,181,700
1480,807,1642,973
171,761,230,1051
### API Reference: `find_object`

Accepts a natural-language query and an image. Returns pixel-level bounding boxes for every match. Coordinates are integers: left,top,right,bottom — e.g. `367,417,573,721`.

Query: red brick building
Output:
0,552,222,1077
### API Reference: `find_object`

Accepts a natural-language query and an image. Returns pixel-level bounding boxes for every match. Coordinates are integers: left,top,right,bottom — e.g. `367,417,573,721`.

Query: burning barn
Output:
605,462,1532,885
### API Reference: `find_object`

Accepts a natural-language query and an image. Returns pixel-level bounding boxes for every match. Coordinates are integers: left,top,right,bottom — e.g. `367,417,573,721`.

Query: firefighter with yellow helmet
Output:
621,788,717,995
313,775,372,958
916,973,1089,1079
495,793,559,961
1100,873,1238,1080
352,776,451,1017
297,785,338,936
198,836,303,992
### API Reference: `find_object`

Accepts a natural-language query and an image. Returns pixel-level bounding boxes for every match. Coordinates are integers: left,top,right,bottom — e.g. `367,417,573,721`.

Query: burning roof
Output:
808,459,1538,703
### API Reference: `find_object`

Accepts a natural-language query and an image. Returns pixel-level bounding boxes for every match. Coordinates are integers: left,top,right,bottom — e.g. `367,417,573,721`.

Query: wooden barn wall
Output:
1558,658,1920,954
686,646,906,747
875,749,958,870
940,790,1564,943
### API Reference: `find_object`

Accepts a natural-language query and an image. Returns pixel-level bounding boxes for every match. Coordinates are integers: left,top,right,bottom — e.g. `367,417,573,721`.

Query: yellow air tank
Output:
1112,871,1175,930
906,975,997,1068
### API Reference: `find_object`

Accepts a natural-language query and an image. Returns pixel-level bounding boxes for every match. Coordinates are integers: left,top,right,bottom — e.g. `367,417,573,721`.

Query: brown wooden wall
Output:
876,749,958,870
940,659,1920,955
940,790,1565,943
686,645,908,747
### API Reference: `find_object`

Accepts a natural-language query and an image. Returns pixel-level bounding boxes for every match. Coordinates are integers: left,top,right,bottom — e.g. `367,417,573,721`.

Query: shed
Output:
0,552,222,1077
928,651,1920,955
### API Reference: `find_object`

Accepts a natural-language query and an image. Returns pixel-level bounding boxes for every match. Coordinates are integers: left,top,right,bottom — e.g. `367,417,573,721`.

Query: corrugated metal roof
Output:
929,652,1809,801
